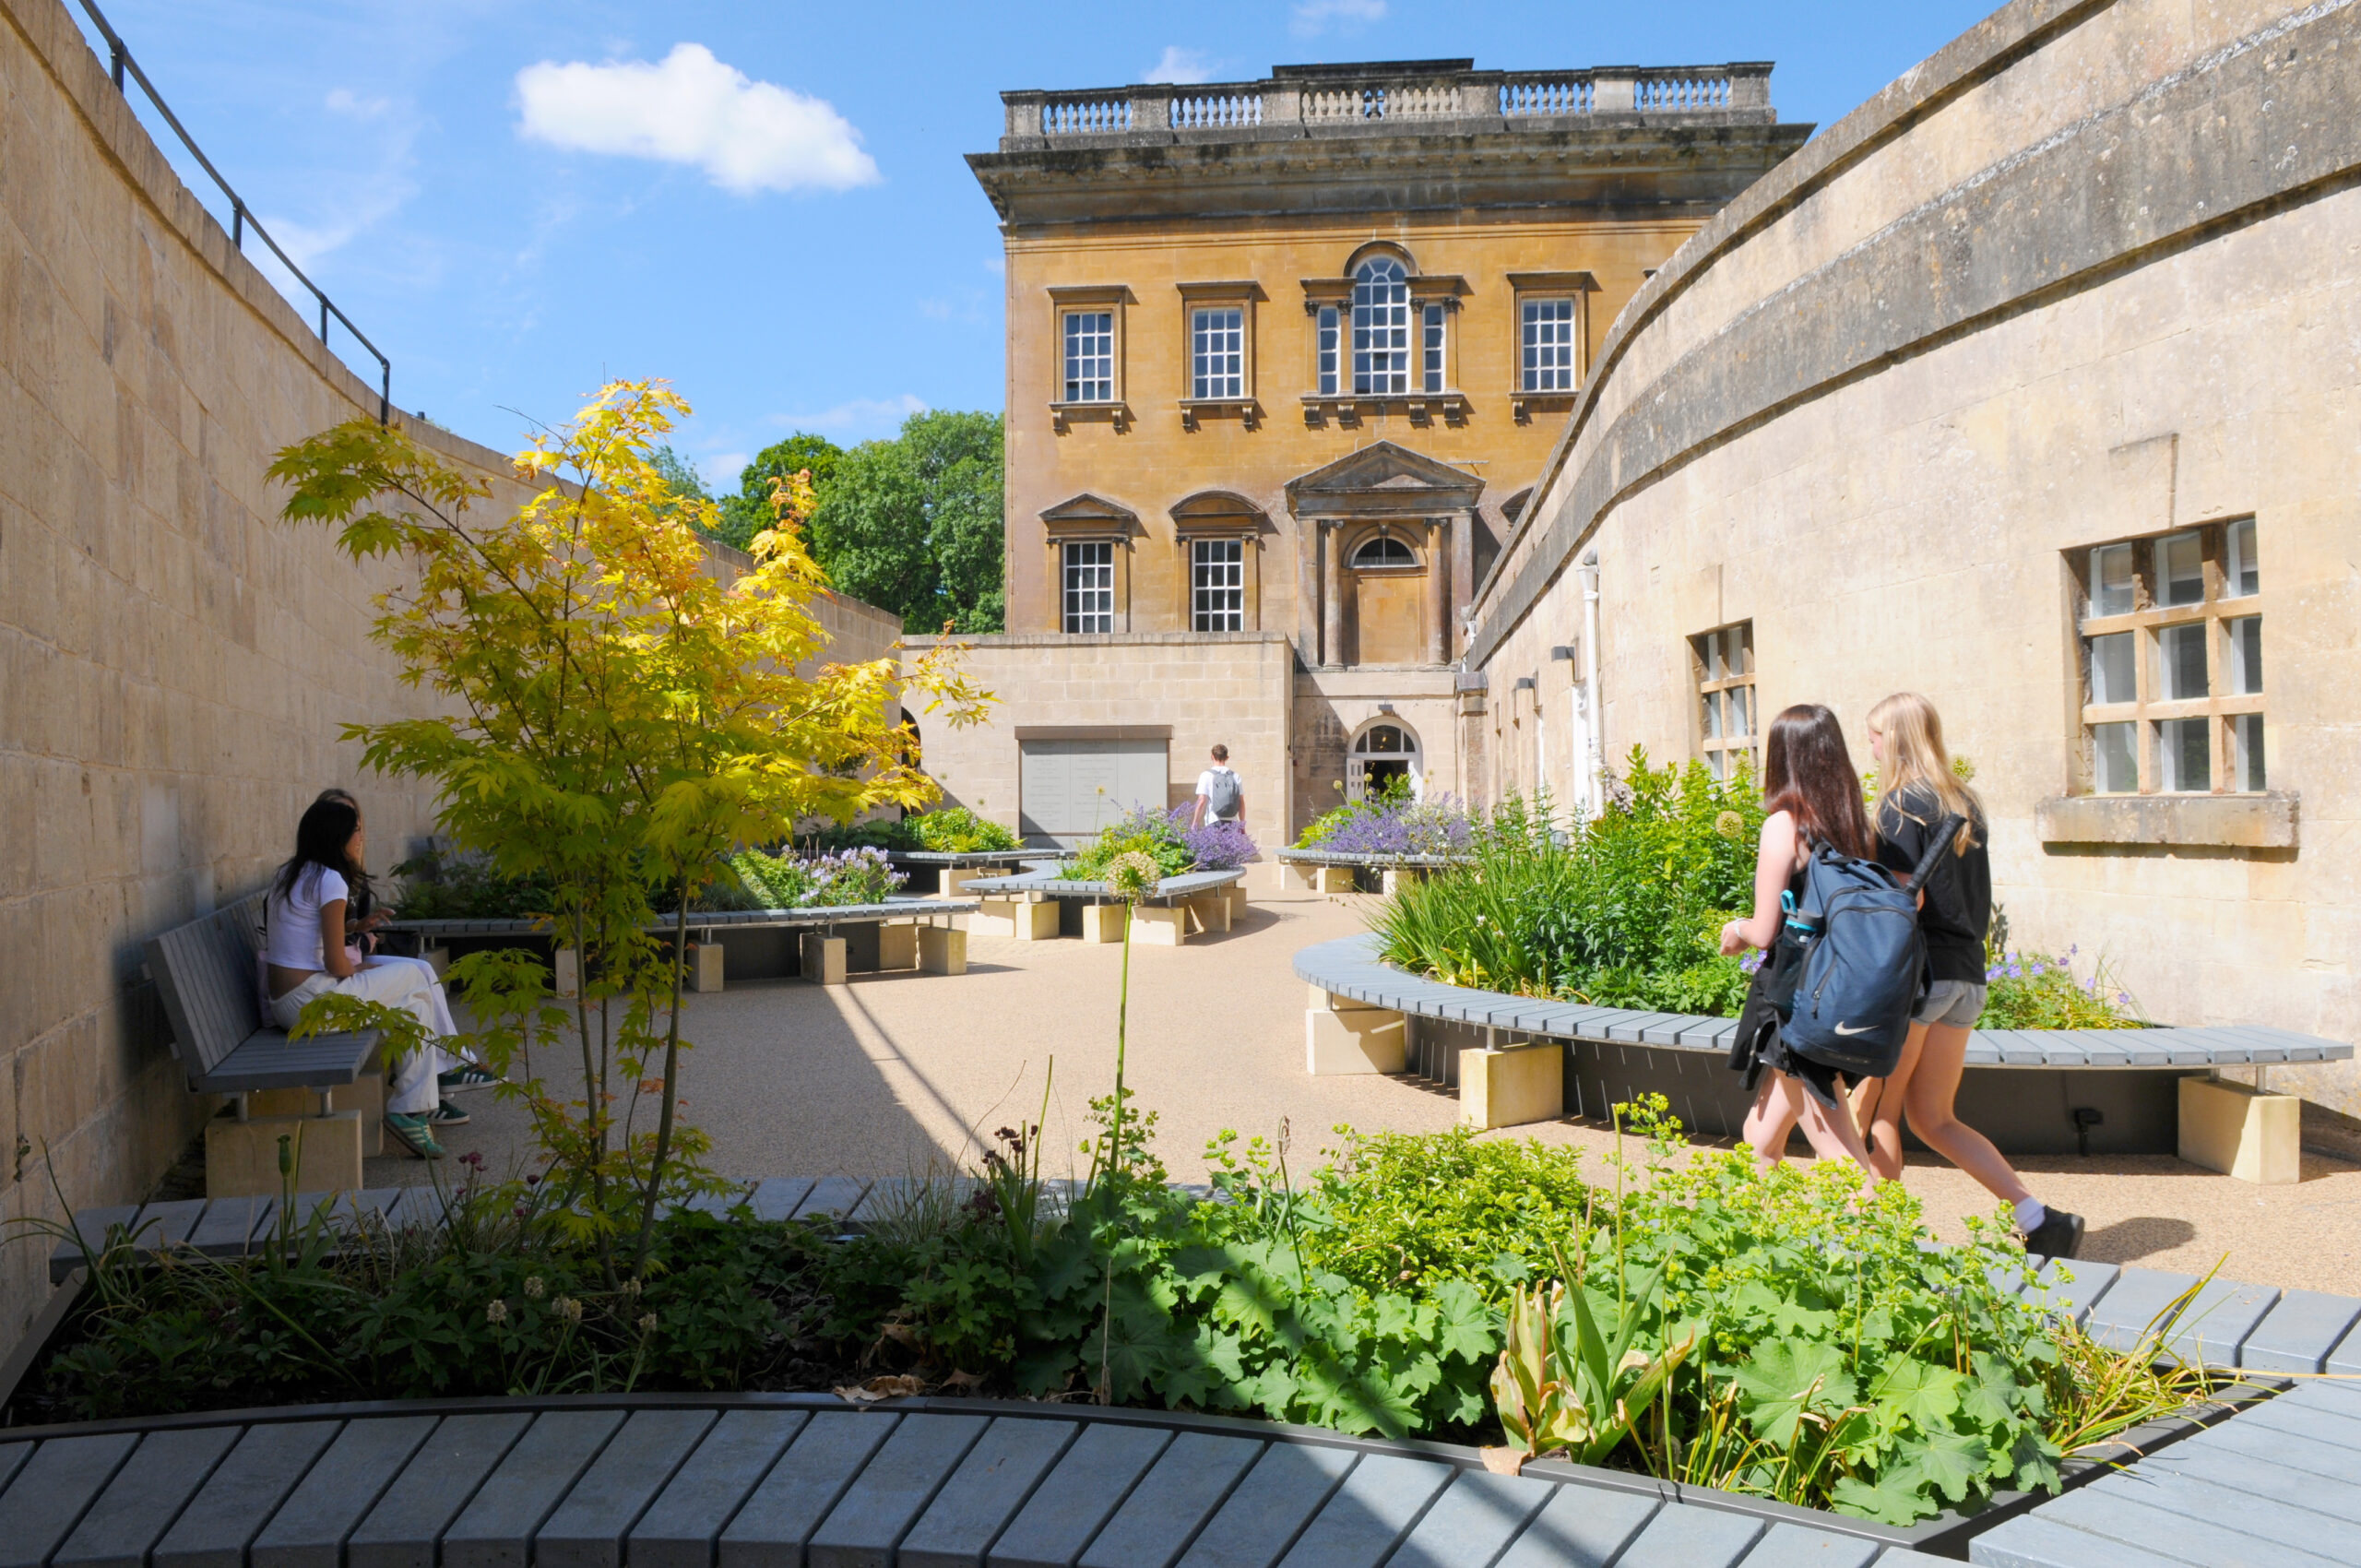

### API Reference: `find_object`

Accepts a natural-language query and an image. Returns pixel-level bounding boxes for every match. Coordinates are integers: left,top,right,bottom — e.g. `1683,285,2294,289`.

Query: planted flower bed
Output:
1056,802,1257,882
1372,754,2141,1030
9,1101,2222,1533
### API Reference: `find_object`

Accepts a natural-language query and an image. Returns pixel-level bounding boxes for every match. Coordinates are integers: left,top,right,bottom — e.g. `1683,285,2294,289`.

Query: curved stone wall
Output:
1466,0,2361,1114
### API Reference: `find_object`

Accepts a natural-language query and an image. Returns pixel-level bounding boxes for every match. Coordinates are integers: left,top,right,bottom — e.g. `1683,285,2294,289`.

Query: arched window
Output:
1347,719,1422,801
1351,532,1418,568
1352,257,1409,395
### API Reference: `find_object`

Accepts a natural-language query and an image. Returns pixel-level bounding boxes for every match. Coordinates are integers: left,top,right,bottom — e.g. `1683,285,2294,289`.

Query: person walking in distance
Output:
1851,692,2084,1259
1192,744,1245,830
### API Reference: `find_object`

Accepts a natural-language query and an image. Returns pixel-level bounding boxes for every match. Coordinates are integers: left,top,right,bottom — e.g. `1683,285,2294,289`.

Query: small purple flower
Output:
2006,964,2023,980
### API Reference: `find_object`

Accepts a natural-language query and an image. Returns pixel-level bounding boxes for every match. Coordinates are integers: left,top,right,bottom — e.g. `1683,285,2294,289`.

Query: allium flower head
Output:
524,1276,545,1300
1107,849,1163,900
556,1296,584,1324
1714,810,1744,839
486,1300,508,1324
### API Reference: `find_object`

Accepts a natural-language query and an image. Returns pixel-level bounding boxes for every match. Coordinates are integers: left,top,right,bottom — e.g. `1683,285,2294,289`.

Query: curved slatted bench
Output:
1274,847,1473,896
1294,933,2353,1156
960,869,1248,945
385,898,979,990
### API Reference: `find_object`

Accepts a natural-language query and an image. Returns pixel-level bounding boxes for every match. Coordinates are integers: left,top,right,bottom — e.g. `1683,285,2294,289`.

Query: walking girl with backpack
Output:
1849,693,2084,1258
1718,704,1887,1178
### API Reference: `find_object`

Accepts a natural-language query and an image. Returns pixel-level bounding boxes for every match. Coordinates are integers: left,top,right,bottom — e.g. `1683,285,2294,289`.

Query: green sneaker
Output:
385,1112,445,1159
427,1102,469,1129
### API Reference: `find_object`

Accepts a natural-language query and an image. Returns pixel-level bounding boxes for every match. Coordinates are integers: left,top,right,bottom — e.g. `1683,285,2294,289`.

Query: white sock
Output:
2014,1196,2048,1232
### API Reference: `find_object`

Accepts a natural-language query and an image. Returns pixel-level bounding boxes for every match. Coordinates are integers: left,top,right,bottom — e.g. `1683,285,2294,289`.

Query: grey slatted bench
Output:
961,868,1248,945
1274,847,1473,896
143,894,383,1199
1295,932,2355,1158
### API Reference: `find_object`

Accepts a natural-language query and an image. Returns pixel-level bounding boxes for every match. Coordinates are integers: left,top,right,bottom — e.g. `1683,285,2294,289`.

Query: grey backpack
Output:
1205,769,1242,820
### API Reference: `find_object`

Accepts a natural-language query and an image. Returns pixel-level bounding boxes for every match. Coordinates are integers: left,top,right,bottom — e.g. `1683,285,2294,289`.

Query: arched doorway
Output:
1347,719,1422,802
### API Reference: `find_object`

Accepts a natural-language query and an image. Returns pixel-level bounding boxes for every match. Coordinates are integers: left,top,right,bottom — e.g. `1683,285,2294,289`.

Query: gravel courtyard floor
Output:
373,885,2361,1297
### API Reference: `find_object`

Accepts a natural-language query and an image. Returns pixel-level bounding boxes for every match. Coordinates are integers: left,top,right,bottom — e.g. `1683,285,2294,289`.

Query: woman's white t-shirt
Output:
265,864,349,970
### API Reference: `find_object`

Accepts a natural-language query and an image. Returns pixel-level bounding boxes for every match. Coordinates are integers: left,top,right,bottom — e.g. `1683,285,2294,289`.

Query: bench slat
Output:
443,1410,627,1568
628,1411,808,1568
805,1413,988,1567
53,1425,243,1568
0,1433,144,1568
1078,1433,1265,1568
347,1412,535,1568
2082,1266,2199,1353
747,1178,814,1223
252,1416,440,1568
718,1410,901,1560
1276,1452,1454,1568
1170,1440,1356,1568
792,1178,872,1223
1734,1521,1880,1568
534,1410,718,1568
153,1420,344,1568
1382,1470,1555,1568
1493,1483,1660,1568
193,1029,379,1094
2239,1289,2361,1373
897,1418,1079,1568
188,1195,278,1257
985,1422,1171,1568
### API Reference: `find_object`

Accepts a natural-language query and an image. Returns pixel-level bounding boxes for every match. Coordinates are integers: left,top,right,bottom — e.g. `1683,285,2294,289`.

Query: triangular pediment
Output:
1284,442,1484,514
1038,492,1138,534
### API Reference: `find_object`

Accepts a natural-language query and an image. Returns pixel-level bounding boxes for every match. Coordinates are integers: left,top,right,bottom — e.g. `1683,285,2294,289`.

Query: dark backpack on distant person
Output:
1205,769,1243,820
1779,816,1964,1079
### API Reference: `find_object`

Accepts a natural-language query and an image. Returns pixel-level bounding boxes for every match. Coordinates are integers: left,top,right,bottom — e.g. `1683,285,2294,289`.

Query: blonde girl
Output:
1852,693,2083,1258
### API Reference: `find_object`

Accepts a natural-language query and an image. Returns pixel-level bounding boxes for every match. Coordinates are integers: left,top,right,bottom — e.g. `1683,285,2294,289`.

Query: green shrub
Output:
913,807,1021,853
1978,946,2142,1029
1372,754,1759,1013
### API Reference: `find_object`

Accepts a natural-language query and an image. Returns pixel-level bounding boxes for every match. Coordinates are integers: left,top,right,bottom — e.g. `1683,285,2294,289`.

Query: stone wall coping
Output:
1293,933,2354,1071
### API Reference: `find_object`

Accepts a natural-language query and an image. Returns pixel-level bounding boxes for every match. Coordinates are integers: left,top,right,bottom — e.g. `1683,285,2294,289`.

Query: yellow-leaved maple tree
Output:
269,380,991,1274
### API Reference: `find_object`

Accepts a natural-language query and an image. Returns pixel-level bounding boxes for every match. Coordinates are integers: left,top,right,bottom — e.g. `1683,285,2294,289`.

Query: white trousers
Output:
272,964,456,1114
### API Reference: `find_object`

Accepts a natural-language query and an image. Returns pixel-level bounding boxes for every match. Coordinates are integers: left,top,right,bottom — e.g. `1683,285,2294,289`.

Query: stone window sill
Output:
1301,392,1468,429
1180,398,1262,431
1050,400,1131,434
2035,791,2298,849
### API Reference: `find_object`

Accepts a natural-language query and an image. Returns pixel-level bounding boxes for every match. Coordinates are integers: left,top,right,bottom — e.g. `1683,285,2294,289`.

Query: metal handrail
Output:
76,0,390,423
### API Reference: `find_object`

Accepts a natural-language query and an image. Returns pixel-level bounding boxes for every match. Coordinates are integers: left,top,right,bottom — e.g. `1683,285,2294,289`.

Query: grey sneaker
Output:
385,1112,445,1159
2023,1208,2085,1260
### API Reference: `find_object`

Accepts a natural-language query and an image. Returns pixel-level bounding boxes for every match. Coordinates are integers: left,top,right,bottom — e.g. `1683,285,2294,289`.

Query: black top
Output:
1874,783,1992,985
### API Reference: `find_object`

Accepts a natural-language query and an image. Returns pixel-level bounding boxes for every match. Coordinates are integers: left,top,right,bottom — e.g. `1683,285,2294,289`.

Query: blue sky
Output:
71,0,1997,486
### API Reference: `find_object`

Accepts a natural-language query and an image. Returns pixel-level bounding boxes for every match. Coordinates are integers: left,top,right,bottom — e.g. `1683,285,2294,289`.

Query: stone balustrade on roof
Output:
993,59,1777,151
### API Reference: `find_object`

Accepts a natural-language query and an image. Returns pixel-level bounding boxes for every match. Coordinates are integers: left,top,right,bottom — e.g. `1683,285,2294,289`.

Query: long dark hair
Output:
275,794,371,908
1762,704,1873,858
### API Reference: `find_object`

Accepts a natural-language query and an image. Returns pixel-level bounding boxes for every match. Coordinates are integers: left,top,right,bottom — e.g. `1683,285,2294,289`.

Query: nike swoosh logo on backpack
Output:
1833,1022,1872,1036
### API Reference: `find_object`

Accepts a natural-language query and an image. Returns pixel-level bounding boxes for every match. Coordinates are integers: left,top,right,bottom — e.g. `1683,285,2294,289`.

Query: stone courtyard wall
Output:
900,633,1294,854
1468,0,2361,1117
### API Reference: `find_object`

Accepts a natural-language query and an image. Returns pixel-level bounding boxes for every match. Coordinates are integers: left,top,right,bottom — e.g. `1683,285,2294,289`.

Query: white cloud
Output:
325,87,392,119
983,255,1005,276
766,394,928,441
515,43,880,195
700,452,748,487
1144,46,1215,85
1290,0,1386,38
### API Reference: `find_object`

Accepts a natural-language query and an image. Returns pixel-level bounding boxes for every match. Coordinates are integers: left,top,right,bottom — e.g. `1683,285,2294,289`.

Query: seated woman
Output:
267,794,465,1158
307,790,497,1098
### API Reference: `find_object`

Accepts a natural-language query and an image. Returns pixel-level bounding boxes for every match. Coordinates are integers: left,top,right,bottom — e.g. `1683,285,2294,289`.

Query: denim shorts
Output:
1915,979,1987,1028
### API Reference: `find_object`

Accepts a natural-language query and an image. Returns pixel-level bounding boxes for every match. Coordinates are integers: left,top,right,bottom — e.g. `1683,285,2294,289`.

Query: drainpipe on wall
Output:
1581,550,1605,820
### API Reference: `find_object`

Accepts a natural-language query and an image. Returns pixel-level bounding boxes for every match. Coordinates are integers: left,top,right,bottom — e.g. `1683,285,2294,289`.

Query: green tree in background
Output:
715,434,844,551
814,410,1005,633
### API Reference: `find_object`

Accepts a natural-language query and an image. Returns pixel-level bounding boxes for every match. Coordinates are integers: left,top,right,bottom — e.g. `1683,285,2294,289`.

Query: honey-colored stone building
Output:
912,61,1808,848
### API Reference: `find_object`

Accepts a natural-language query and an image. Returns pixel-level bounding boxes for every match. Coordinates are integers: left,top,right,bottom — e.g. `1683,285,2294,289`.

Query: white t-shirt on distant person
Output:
1195,766,1242,820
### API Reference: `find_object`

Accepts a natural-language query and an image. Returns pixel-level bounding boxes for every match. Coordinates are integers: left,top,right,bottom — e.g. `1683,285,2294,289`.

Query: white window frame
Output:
1420,303,1446,393
1351,258,1409,395
1062,311,1115,404
1190,538,1245,632
1062,540,1115,634
1520,297,1578,392
1191,306,1244,400
1316,304,1340,396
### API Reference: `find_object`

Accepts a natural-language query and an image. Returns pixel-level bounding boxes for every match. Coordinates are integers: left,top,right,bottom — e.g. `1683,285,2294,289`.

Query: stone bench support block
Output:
1081,903,1126,944
554,947,580,999
255,1064,383,1152
1313,866,1355,894
1226,884,1248,920
687,943,725,993
1307,1006,1406,1075
917,926,967,975
972,898,1059,941
1129,906,1188,946
2180,1075,2298,1183
206,1111,362,1199
876,924,918,970
1186,892,1230,933
935,868,995,900
799,934,848,987
1460,1042,1563,1130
